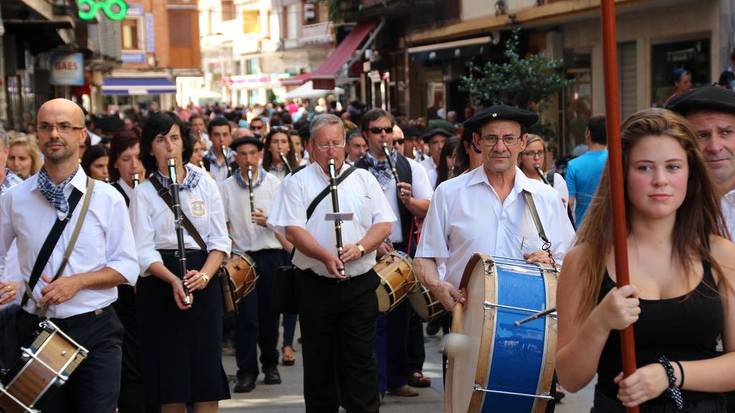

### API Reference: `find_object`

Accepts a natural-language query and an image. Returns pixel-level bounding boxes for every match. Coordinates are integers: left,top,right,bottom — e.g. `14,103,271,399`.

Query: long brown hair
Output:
574,108,729,320
262,129,298,171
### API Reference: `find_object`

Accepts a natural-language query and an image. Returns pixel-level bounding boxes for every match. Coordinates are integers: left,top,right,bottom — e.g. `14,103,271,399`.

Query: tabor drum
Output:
225,252,258,302
0,320,88,413
374,251,416,313
408,282,446,322
446,254,558,413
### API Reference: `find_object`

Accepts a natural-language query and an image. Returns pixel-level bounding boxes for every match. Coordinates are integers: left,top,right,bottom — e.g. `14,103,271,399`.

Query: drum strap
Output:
521,190,549,244
23,178,95,309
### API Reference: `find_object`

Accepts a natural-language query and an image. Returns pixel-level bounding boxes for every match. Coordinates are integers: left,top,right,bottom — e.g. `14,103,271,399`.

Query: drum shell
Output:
374,251,416,313
0,321,88,413
446,254,557,413
225,253,258,302
408,283,446,322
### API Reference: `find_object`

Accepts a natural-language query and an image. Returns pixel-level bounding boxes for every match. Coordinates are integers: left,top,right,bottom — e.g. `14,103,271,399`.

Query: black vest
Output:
354,154,414,246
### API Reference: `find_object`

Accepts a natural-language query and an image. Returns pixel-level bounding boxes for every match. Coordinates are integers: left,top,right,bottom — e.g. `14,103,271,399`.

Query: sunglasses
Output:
393,139,405,145
369,127,393,134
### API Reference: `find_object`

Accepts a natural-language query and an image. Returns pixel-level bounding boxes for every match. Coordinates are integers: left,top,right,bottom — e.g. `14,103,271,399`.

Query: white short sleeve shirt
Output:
416,166,576,288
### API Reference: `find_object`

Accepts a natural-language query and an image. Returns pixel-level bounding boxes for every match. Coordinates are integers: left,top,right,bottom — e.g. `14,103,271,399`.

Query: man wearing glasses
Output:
268,114,394,413
415,104,575,312
249,117,267,138
354,109,433,398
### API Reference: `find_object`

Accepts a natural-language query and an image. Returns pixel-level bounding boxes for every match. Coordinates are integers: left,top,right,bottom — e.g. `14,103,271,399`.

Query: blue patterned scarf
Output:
234,166,266,190
154,164,202,190
364,151,398,188
37,168,77,216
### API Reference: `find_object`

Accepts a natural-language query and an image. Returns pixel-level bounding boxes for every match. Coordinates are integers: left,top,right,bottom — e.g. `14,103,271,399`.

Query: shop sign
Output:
78,0,129,21
49,53,84,86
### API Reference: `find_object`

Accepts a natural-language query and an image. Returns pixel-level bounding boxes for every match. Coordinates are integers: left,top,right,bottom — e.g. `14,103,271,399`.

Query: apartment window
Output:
243,10,260,34
169,12,193,47
221,0,235,21
122,18,140,50
246,58,260,75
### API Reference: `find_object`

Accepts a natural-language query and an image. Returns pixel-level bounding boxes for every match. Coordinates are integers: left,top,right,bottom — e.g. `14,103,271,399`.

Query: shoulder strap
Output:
111,181,130,206
150,177,209,252
22,182,85,307
546,171,555,186
521,190,549,244
305,165,357,221
395,154,412,185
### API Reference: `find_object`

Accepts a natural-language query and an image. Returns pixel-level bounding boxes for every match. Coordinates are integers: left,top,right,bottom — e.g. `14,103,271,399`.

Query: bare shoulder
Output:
709,235,735,281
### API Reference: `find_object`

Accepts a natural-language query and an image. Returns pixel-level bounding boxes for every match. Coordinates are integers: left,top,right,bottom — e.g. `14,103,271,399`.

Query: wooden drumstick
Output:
444,300,469,357
450,301,464,334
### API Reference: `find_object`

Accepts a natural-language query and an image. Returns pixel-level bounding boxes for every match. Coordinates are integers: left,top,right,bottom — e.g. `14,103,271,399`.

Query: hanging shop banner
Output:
49,53,84,86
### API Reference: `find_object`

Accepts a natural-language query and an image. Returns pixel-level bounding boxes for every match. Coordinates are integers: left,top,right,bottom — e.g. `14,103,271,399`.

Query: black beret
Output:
230,136,263,151
665,86,735,116
403,126,422,138
463,104,538,131
422,128,453,141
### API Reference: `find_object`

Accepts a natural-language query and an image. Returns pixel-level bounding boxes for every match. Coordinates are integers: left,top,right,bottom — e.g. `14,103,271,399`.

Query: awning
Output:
101,77,176,96
281,73,312,87
310,21,379,90
283,81,344,100
409,36,492,63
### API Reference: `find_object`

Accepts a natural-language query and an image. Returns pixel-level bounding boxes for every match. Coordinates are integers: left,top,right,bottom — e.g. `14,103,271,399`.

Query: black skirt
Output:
137,249,230,404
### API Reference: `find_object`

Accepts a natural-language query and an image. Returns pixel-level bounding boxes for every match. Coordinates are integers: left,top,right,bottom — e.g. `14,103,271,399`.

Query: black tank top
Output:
595,261,723,405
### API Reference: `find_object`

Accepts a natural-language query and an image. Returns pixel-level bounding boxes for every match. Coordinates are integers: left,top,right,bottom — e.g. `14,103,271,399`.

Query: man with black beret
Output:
221,136,290,393
420,128,453,189
415,103,575,310
402,126,425,161
667,85,735,237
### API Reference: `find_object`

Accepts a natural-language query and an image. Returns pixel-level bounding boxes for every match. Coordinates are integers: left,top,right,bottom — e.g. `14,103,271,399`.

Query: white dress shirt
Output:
221,170,283,252
0,168,140,319
721,188,735,239
130,166,231,275
268,162,396,277
383,157,433,243
416,166,576,288
421,157,438,189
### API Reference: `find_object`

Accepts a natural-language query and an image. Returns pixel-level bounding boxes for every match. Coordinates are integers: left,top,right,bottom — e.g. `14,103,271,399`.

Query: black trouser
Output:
298,269,380,413
235,249,287,377
17,306,124,413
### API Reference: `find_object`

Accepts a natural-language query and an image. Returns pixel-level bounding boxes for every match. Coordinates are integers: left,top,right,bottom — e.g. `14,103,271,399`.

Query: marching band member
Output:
108,128,149,413
262,127,299,180
0,98,139,412
353,109,433,396
202,116,236,184
557,108,735,411
415,104,575,310
130,112,231,413
81,144,110,182
221,136,289,392
268,113,395,413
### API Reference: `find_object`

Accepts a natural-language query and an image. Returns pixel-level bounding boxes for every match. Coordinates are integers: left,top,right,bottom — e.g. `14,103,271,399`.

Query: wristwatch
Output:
356,243,366,257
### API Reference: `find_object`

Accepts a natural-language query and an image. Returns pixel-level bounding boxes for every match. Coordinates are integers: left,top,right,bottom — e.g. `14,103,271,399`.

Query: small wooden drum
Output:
0,320,88,413
225,252,258,302
446,254,557,413
374,251,416,313
408,282,446,322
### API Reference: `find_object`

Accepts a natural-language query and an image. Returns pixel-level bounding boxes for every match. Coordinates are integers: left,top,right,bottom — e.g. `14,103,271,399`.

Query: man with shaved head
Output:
0,98,139,412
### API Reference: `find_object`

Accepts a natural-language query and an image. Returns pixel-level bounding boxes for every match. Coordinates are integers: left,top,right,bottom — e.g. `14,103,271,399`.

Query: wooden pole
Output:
600,1,639,412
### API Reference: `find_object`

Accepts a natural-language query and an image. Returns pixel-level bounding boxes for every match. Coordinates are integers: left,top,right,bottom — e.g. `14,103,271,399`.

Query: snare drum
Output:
446,254,557,413
408,282,446,322
374,251,416,313
0,320,88,413
225,252,258,302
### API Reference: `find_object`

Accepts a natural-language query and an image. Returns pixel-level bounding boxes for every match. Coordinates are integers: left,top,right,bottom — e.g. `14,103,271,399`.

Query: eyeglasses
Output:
38,123,84,135
479,135,520,147
315,141,346,151
369,127,393,134
394,139,405,145
522,150,544,158
271,125,290,132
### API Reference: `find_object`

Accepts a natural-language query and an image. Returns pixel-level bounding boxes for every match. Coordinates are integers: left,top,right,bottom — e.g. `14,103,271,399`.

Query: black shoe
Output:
263,366,282,384
234,376,256,393
426,319,440,336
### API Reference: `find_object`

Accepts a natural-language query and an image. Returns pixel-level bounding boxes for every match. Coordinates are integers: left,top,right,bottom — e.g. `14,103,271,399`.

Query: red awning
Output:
281,73,312,87
310,21,377,90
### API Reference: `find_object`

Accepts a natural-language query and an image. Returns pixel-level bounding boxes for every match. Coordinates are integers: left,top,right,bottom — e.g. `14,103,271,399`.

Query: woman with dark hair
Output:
435,136,459,187
451,127,483,177
667,68,692,103
109,128,145,205
130,111,231,413
81,143,110,182
262,128,299,180
557,108,735,412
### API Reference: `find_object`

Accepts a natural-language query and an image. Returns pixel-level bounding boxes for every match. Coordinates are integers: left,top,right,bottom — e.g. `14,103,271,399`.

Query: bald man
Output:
0,98,139,412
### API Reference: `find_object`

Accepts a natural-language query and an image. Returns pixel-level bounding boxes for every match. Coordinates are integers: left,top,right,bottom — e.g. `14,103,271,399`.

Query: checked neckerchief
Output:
154,164,202,191
363,151,398,189
37,167,77,218
234,165,266,191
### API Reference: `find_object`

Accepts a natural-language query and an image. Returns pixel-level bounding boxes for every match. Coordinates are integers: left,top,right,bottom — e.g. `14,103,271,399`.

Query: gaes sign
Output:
49,53,84,86
77,0,128,21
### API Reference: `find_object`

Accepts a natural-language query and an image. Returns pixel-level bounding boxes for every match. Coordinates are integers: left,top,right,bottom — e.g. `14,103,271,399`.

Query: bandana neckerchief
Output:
37,167,77,216
154,164,202,191
364,151,398,188
234,166,266,190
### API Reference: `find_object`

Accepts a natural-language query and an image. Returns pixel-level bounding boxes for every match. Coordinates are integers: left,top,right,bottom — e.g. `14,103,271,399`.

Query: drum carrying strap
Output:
24,179,96,313
521,190,549,245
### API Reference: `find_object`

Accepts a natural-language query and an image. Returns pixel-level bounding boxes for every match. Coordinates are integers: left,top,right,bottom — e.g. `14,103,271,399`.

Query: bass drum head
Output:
446,253,496,413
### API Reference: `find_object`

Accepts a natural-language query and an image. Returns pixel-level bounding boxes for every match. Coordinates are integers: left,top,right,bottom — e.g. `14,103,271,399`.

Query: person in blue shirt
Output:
566,115,607,226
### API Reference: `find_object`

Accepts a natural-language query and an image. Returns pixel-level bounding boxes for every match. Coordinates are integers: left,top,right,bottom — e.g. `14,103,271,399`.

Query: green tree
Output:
461,27,571,137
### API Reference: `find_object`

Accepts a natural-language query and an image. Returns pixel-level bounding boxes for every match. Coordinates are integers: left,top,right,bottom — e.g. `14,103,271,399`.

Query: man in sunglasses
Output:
354,109,434,398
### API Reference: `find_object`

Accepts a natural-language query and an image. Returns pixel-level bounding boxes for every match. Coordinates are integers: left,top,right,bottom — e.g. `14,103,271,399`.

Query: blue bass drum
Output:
446,254,558,413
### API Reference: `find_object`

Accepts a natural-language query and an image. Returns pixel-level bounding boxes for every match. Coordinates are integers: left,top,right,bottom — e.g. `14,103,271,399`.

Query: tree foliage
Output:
461,27,571,113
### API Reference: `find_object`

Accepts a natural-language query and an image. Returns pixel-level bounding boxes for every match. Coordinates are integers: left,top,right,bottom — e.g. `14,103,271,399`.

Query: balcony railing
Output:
300,21,335,46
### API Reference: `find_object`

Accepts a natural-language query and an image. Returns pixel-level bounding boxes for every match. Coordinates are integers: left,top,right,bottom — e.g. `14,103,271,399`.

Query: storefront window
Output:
563,49,592,156
651,38,710,107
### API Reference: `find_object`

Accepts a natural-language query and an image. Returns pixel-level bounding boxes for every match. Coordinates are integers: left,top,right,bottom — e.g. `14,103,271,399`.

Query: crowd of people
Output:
1,82,735,413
